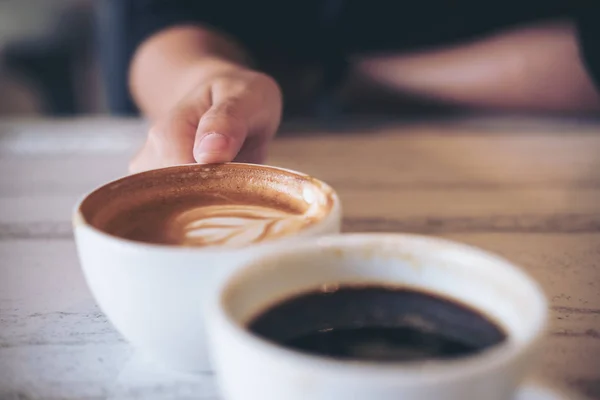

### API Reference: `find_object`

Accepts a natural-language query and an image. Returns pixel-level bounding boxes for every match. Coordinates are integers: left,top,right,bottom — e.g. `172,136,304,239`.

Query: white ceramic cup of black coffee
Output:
205,233,549,400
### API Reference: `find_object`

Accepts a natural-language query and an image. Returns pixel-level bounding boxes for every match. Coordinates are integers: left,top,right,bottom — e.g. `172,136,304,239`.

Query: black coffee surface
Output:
248,286,507,362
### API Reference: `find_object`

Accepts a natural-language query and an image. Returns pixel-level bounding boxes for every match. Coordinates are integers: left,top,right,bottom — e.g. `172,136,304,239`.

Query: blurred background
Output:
0,0,105,117
1,2,597,120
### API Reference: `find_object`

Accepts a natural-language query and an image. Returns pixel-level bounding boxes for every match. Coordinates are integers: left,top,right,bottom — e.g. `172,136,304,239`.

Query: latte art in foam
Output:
168,204,316,247
81,163,337,247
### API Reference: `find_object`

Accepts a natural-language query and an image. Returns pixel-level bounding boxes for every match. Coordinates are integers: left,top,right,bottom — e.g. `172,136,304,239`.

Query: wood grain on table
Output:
0,117,599,399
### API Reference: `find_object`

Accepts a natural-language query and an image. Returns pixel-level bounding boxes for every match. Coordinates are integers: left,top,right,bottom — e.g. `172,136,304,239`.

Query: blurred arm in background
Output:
348,14,600,114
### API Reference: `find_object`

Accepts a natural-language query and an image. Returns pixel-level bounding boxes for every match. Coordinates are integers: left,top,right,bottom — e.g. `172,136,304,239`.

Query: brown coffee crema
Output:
79,163,335,247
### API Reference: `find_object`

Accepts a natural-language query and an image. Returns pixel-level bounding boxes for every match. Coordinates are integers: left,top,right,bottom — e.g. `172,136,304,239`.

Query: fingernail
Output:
194,133,229,163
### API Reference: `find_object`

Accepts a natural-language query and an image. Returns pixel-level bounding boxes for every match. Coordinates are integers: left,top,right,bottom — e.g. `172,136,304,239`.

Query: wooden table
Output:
1,116,599,399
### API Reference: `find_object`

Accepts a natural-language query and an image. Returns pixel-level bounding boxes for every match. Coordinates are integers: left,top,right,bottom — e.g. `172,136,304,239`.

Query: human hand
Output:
130,64,282,173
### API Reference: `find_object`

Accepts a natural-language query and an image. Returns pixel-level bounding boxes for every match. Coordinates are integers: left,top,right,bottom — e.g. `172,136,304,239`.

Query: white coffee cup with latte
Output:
73,163,341,372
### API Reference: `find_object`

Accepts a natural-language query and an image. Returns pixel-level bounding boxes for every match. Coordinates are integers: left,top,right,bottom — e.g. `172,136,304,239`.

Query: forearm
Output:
129,25,251,119
355,20,600,113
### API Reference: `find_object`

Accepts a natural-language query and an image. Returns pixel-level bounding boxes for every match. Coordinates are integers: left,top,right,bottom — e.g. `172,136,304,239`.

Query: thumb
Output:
193,100,249,164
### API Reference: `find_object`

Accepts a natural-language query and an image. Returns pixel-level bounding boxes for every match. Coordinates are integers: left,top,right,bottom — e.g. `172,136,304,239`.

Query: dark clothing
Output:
98,0,600,114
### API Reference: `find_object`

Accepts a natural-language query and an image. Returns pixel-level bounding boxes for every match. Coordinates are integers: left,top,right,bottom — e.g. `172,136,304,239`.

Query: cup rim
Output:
206,233,549,383
72,162,341,253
